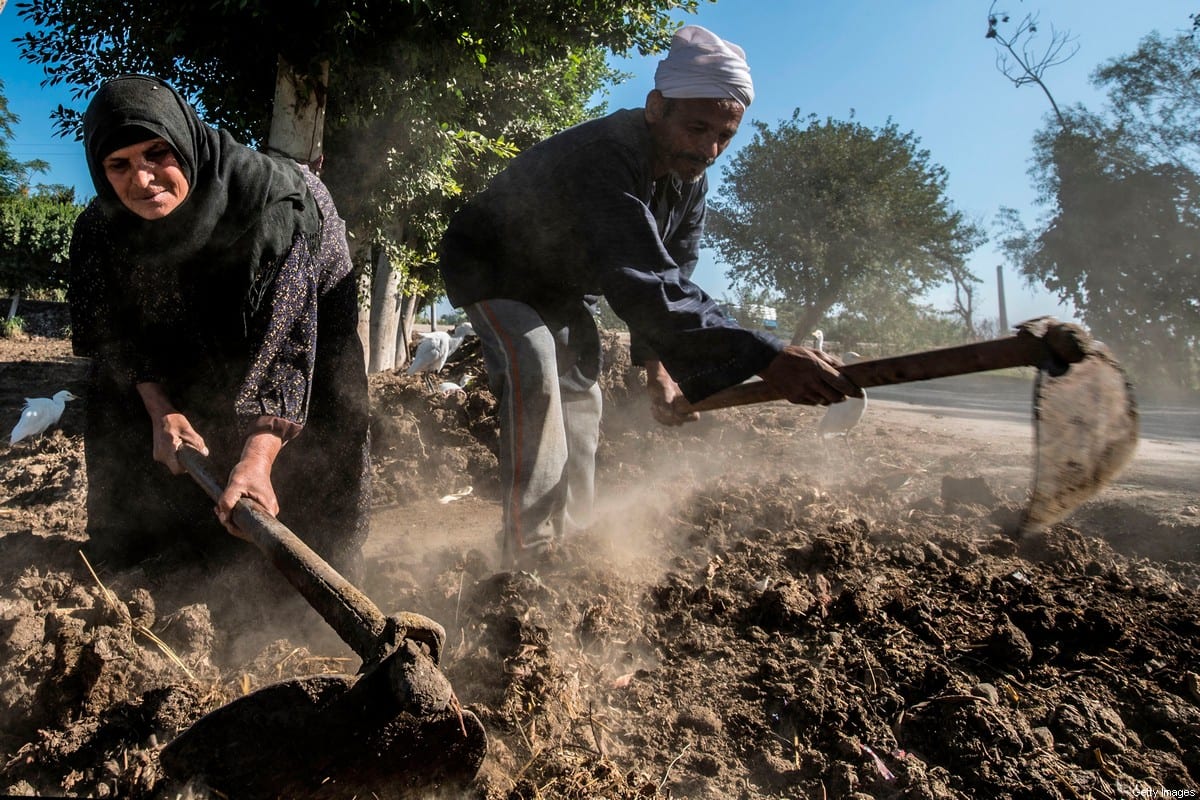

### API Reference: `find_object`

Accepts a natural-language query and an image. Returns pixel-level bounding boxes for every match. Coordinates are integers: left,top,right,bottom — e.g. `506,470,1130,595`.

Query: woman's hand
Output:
216,431,283,539
645,359,700,427
136,382,207,473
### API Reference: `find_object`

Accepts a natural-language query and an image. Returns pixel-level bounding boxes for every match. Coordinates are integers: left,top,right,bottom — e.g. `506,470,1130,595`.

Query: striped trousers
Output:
465,299,602,566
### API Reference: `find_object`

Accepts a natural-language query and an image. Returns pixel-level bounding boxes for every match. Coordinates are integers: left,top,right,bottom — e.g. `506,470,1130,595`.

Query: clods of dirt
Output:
0,321,1198,799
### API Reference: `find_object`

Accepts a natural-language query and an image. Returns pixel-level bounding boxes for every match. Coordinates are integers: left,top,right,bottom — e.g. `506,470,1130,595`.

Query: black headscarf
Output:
81,75,320,308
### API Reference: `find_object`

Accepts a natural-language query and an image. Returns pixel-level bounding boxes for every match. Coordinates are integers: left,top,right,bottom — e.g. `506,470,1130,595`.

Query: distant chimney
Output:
996,265,1009,331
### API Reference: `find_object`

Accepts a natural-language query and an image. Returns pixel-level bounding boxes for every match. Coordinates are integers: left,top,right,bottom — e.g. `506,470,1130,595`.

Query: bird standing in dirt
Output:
406,323,475,388
811,331,867,456
9,390,77,446
818,352,867,443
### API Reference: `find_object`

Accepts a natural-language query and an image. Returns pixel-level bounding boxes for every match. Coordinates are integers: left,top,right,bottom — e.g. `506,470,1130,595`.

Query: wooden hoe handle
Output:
685,317,1089,413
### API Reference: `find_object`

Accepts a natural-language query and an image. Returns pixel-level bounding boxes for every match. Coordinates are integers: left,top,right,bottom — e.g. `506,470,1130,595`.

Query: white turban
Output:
653,25,754,107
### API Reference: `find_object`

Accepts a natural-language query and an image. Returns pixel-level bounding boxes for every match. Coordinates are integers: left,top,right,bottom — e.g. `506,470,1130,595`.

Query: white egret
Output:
10,390,78,446
406,323,476,388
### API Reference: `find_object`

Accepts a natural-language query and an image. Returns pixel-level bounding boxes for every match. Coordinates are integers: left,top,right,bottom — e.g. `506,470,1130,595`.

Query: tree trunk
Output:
395,294,419,371
6,290,20,324
367,246,402,373
264,55,382,379
267,57,329,165
356,270,372,368
790,309,825,346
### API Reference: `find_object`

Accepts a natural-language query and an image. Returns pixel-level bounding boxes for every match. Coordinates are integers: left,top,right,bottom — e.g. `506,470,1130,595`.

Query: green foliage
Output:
0,192,82,297
1,316,25,338
817,294,971,358
715,281,973,355
326,44,617,303
14,0,705,317
30,184,76,204
438,308,468,326
15,0,701,144
1005,31,1200,395
707,111,984,343
1093,31,1200,172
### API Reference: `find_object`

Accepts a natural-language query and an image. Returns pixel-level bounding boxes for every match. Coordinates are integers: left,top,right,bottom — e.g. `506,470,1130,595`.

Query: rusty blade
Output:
160,674,488,799
1023,341,1139,532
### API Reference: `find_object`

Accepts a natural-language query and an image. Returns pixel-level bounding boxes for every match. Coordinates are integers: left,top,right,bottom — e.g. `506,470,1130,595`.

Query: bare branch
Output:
986,1,1078,129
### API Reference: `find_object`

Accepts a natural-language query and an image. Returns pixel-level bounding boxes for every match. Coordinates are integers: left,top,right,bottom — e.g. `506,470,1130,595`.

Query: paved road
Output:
868,374,1200,444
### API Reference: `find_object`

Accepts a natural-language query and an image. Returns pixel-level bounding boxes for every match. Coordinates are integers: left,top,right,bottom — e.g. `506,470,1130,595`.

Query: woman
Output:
69,75,369,579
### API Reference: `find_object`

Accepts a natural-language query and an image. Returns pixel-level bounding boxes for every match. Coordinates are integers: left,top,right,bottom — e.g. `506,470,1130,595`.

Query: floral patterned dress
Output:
69,168,369,577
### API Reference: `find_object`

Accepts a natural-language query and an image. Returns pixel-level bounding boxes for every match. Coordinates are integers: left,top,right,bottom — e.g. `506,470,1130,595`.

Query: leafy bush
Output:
1,315,25,338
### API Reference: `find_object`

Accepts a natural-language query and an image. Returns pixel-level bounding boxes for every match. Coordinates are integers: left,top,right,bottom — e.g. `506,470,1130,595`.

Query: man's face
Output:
645,91,744,184
101,137,190,220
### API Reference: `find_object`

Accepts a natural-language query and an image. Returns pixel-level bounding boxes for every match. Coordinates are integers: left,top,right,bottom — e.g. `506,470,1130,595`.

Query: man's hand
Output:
137,382,207,473
645,359,700,427
757,345,860,406
217,432,283,539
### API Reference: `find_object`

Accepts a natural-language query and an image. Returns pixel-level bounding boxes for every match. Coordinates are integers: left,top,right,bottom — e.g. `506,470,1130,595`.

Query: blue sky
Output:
595,0,1196,326
1,1,1194,326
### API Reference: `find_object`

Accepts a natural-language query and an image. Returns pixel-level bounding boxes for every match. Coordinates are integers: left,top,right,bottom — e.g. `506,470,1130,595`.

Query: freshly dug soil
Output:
1,314,1198,799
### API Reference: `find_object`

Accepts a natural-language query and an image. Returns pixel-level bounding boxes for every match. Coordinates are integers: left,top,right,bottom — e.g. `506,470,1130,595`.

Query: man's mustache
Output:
676,152,714,168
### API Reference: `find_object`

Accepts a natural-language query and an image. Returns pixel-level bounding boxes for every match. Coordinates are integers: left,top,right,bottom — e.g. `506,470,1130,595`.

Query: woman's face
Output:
101,137,190,220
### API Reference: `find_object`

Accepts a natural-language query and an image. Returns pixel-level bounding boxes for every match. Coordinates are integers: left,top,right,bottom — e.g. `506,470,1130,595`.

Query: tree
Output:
0,78,75,323
817,291,969,358
0,77,50,197
985,0,1078,129
1092,31,1200,173
14,0,701,369
994,29,1200,395
946,257,983,338
1007,121,1200,394
706,111,984,343
321,48,612,371
0,191,82,322
14,2,693,144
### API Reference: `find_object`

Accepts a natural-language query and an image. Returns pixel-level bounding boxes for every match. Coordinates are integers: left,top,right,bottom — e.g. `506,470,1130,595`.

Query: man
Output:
439,25,854,566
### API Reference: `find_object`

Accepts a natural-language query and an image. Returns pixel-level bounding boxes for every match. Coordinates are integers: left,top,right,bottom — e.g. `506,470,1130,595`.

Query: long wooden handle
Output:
686,324,1077,413
177,445,388,660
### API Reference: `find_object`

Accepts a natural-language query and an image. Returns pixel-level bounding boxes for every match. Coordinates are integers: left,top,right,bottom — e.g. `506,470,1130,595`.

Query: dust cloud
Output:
4,322,1199,798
